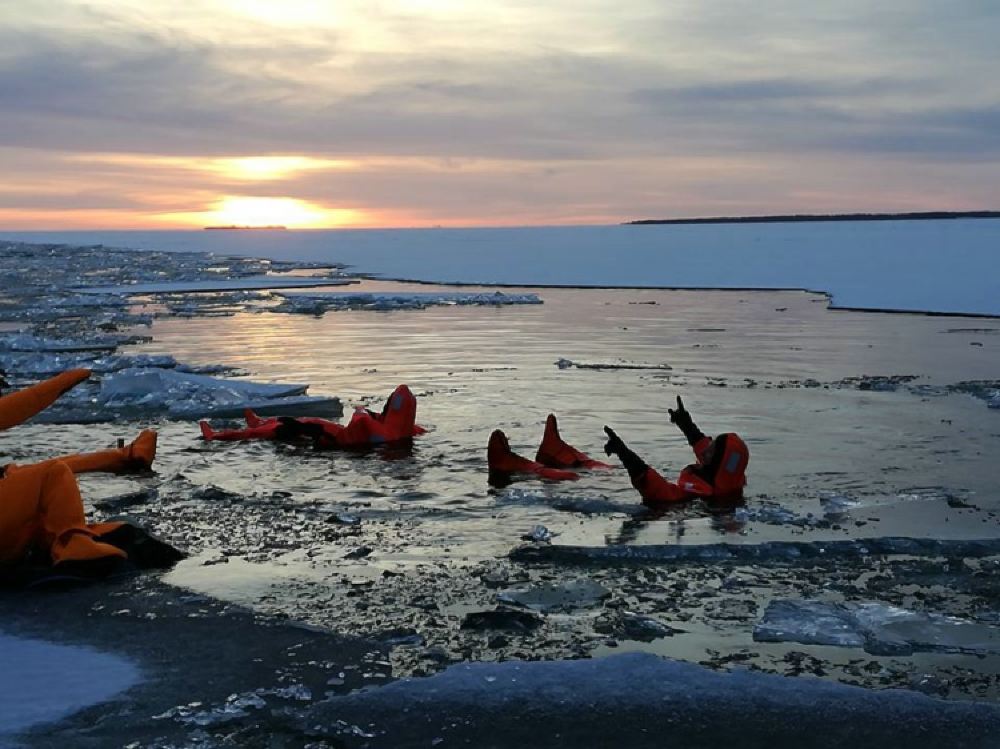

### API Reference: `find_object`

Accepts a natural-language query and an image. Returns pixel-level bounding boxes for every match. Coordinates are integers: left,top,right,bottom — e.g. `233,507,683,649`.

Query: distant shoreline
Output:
626,211,1000,226
203,225,288,231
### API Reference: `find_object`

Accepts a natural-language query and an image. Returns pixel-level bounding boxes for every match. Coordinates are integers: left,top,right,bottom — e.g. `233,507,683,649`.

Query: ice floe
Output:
12,221,999,315
556,357,671,370
33,368,341,423
0,351,242,380
755,600,1000,656
271,290,542,314
80,275,351,295
511,537,1000,565
0,632,139,739
497,579,610,613
300,651,1000,747
0,333,123,353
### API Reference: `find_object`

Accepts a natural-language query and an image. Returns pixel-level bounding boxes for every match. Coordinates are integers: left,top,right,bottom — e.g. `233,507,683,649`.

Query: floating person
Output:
603,396,749,505
0,369,181,586
200,384,426,448
488,414,609,485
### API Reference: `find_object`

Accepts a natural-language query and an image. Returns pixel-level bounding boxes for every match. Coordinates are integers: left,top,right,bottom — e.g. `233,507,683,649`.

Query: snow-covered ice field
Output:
6,218,999,316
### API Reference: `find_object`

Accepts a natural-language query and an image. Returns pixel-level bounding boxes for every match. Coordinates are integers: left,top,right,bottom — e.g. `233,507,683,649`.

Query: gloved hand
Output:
603,426,625,457
668,396,693,428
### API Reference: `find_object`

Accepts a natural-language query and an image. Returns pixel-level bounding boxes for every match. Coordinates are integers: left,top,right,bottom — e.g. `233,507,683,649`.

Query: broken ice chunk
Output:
754,599,1000,656
521,525,556,543
497,579,609,613
30,368,341,423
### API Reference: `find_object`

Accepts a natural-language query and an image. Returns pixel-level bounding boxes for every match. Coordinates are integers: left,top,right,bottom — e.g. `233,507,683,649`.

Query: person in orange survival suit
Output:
487,413,613,486
200,384,426,448
602,396,749,505
0,369,180,583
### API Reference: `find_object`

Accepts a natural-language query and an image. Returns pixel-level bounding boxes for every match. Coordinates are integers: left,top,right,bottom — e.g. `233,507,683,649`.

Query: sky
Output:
0,0,998,229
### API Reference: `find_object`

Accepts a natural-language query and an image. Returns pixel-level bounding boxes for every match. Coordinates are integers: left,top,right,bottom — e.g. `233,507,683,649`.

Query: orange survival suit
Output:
487,414,612,485
0,370,167,573
603,396,749,506
200,384,426,448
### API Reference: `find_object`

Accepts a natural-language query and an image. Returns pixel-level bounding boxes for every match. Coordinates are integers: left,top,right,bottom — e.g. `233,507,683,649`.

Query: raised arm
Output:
0,369,91,431
668,396,712,461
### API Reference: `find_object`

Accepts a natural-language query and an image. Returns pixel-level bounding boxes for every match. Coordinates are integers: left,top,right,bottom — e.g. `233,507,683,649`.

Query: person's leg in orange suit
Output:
0,369,91,430
6,430,159,476
56,430,157,474
0,461,126,566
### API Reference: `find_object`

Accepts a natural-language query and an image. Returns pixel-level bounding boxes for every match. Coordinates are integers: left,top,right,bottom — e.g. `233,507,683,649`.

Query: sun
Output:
201,196,348,228
210,156,353,181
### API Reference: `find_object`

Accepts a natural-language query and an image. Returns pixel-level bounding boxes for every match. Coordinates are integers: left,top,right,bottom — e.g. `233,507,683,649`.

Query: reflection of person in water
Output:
0,370,181,584
200,384,425,449
603,396,749,506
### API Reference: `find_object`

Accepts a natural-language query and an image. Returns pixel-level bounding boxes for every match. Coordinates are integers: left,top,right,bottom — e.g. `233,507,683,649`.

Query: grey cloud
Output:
0,190,145,210
0,28,615,160
635,77,928,105
1,5,998,170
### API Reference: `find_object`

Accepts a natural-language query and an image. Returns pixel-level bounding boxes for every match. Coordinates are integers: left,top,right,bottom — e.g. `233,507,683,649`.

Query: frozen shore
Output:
4,220,1000,315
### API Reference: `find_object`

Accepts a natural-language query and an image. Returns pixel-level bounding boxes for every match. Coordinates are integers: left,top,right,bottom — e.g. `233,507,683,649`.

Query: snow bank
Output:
301,652,1000,748
0,632,139,739
755,600,1000,656
9,221,999,315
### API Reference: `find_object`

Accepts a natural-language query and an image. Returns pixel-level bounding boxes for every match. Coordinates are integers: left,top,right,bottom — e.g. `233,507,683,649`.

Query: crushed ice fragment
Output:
594,611,682,642
328,513,361,526
268,684,313,701
497,580,609,613
521,525,555,543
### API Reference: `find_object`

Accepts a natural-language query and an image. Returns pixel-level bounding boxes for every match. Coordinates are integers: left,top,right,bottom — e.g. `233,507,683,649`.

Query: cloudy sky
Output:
1,0,998,228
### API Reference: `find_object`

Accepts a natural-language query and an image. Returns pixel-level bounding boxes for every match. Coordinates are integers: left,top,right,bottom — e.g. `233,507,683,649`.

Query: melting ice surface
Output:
755,600,1000,656
0,633,139,738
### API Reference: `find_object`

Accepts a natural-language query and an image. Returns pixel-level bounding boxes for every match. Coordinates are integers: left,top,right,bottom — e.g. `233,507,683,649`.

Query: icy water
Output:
4,248,1000,744
136,278,1000,536
25,279,992,671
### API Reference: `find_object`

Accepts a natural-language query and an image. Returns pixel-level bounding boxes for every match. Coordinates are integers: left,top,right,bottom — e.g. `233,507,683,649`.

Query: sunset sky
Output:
1,0,998,229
